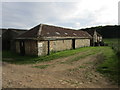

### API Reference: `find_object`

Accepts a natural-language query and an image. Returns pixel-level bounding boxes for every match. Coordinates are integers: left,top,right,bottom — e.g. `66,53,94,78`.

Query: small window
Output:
65,32,68,35
55,32,60,35
73,33,77,35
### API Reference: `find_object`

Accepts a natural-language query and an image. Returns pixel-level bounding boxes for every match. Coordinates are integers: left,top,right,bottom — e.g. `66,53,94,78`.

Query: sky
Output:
118,1,120,25
1,0,120,30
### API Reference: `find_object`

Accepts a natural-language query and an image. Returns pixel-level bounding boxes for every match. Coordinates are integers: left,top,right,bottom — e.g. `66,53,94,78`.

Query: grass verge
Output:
3,47,98,64
62,47,102,64
96,47,119,85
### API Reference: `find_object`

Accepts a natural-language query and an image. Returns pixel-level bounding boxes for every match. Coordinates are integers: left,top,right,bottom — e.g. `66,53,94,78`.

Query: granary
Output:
15,24,92,56
1,28,27,51
83,30,103,46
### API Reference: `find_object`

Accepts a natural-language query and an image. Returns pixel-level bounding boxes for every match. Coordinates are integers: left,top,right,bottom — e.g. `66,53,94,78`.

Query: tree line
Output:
81,25,120,38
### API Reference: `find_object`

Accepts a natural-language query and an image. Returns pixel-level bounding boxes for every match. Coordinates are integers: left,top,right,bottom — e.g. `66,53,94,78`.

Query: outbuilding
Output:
84,30,103,46
15,24,92,56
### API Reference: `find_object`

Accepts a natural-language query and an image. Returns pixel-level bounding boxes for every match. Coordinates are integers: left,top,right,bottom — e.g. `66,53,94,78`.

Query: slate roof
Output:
18,25,40,38
83,30,102,37
18,24,92,39
2,28,27,40
0,28,8,34
8,28,27,35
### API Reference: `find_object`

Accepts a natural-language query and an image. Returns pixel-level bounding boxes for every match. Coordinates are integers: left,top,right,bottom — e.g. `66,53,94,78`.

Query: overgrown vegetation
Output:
97,47,119,84
103,38,120,54
97,38,120,85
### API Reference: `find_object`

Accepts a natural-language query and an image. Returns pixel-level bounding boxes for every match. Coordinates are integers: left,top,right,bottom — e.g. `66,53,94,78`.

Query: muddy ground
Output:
2,51,118,88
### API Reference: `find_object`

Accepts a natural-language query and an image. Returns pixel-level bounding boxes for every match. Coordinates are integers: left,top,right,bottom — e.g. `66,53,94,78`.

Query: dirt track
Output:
2,51,118,88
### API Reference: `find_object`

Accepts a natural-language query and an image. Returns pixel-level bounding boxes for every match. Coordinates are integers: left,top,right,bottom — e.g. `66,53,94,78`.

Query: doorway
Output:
20,41,25,55
72,39,75,49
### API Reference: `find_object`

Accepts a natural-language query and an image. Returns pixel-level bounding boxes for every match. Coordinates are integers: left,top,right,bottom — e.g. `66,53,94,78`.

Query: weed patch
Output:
79,65,86,68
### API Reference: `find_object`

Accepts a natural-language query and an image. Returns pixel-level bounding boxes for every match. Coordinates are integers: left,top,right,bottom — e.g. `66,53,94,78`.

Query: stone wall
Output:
16,38,91,56
97,36,102,42
75,39,90,48
50,40,72,52
38,41,48,56
93,31,98,42
15,41,20,53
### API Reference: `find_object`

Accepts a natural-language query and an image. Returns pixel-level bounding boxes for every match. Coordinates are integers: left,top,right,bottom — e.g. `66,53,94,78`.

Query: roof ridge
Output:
41,23,78,31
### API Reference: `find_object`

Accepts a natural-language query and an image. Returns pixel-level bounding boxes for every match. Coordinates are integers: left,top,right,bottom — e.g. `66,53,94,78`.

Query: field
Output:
103,38,120,85
2,38,120,88
103,38,120,54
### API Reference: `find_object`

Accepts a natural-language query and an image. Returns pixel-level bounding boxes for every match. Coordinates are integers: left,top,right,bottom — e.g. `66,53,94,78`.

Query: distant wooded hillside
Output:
80,25,120,38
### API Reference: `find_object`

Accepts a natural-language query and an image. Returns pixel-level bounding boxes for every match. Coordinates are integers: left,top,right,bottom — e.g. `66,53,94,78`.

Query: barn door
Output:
20,41,25,55
72,39,75,49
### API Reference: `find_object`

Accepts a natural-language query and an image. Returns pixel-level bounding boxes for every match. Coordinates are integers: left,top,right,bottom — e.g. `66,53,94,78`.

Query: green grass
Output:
79,65,86,68
103,38,120,53
62,47,102,64
96,42,119,84
98,38,120,85
103,38,119,45
2,45,119,85
32,65,49,69
2,47,98,64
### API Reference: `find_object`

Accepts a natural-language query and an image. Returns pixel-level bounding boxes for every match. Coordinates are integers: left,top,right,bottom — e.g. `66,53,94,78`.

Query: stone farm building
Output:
1,28,27,51
15,24,92,56
84,30,103,46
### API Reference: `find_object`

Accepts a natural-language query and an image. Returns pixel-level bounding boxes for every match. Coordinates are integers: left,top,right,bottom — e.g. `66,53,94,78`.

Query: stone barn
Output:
15,24,92,56
85,30,103,46
1,28,27,51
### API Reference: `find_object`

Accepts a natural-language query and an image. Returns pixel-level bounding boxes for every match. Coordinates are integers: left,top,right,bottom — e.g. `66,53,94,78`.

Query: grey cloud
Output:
118,1,120,25
2,2,80,29
1,2,117,29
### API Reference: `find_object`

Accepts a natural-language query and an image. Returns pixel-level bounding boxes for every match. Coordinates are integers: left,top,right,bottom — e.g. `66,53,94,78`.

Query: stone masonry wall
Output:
39,39,90,56
50,40,72,52
38,41,48,56
75,39,90,48
16,38,90,56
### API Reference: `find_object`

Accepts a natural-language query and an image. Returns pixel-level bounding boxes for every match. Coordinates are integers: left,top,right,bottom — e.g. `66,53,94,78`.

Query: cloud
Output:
1,0,119,29
118,1,120,25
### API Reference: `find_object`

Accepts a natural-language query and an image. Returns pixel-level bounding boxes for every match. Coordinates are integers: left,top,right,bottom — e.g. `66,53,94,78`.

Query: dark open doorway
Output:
20,41,25,56
72,39,75,49
47,40,50,55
